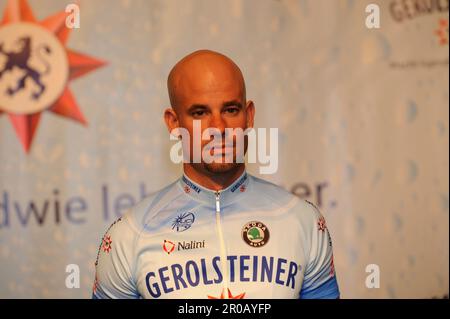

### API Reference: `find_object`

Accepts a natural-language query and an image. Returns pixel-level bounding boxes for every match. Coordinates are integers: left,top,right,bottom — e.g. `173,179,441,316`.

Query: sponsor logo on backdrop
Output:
388,0,449,69
434,18,449,45
389,0,448,23
0,0,106,152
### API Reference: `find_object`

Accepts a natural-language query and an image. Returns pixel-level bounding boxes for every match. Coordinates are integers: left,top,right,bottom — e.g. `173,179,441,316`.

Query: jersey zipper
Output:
215,190,229,299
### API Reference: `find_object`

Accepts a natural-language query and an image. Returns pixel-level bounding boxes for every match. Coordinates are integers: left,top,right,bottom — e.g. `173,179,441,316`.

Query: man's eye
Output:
225,108,239,114
192,110,206,117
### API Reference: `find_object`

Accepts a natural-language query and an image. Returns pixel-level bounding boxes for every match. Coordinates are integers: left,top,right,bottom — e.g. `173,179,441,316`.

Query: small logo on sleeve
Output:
101,235,112,253
242,221,270,248
317,216,327,231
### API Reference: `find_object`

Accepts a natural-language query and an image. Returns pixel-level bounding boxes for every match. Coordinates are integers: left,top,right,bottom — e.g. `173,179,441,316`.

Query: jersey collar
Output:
179,169,251,208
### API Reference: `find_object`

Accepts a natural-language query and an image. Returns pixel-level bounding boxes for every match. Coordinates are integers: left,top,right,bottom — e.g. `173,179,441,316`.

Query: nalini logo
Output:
163,239,206,254
163,240,175,254
172,212,195,232
242,221,270,248
0,0,106,152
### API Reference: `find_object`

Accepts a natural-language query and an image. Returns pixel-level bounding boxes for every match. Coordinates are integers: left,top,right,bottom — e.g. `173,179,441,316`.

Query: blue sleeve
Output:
299,203,340,299
300,275,340,299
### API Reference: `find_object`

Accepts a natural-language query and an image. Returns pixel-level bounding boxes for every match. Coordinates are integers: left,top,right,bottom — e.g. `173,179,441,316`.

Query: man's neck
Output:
183,164,245,191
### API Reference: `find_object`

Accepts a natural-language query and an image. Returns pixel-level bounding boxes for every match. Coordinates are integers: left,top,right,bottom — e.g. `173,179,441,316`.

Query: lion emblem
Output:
0,36,51,100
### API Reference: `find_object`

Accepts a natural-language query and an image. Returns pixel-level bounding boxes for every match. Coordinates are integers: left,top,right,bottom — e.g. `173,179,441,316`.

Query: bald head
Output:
164,50,255,178
167,50,246,111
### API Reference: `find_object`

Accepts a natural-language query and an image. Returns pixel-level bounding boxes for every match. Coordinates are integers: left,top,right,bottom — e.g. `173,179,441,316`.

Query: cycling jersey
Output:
92,171,340,299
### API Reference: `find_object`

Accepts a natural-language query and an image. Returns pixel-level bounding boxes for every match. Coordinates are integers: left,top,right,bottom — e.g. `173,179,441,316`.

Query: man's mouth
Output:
204,143,234,154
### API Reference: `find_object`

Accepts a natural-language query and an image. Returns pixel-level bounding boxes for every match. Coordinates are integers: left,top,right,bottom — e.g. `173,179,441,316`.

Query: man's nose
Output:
209,113,226,135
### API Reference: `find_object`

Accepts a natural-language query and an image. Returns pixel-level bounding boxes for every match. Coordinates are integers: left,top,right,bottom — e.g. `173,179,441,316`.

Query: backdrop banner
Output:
0,0,448,298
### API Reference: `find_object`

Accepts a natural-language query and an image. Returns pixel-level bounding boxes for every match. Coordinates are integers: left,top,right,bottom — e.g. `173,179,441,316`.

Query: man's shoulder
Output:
247,174,298,208
248,174,320,219
120,178,183,232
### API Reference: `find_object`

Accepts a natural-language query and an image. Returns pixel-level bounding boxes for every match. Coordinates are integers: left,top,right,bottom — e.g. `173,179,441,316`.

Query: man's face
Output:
167,59,254,175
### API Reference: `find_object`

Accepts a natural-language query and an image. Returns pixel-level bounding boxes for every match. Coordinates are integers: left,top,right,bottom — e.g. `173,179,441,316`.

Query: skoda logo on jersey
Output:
242,221,270,248
172,212,195,232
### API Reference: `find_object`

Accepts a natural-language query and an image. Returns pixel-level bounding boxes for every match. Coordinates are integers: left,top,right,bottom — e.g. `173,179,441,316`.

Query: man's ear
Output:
245,100,255,128
164,107,179,134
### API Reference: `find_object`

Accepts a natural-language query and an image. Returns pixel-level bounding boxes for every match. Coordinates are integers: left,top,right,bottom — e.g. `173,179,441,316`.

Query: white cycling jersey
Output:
92,171,340,299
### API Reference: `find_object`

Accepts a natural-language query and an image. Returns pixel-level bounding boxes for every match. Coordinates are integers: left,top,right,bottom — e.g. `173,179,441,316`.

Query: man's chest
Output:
133,208,309,299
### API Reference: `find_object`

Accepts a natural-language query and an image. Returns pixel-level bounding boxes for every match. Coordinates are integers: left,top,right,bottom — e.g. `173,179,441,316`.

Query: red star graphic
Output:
207,288,246,299
0,0,106,152
317,216,327,231
434,18,449,46
102,235,112,253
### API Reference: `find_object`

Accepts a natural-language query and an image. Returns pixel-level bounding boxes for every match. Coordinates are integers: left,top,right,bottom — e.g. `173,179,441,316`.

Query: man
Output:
92,50,340,299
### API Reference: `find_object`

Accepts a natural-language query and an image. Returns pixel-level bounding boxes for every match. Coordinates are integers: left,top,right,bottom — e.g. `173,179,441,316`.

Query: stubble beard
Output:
203,161,241,174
